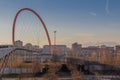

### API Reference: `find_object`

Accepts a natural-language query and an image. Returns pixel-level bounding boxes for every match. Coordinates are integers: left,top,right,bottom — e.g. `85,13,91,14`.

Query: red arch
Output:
12,8,53,54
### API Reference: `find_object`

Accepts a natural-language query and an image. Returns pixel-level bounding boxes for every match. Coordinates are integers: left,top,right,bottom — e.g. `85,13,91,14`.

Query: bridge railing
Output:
67,52,120,67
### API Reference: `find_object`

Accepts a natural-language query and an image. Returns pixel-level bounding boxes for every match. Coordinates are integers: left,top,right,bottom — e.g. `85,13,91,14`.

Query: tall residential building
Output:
42,45,68,55
24,43,33,50
81,46,100,57
72,42,82,54
115,45,120,54
14,40,24,56
99,45,113,63
15,40,23,48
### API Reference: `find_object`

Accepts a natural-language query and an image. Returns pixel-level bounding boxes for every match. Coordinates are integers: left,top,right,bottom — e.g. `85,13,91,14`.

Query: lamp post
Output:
53,31,57,62
54,31,57,46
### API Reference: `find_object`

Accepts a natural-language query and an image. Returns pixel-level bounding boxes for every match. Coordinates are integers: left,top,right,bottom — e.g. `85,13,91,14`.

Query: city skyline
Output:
1,40,119,48
0,0,120,47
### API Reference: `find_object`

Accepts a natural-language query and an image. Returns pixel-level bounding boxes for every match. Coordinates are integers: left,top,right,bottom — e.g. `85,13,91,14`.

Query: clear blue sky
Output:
0,0,120,47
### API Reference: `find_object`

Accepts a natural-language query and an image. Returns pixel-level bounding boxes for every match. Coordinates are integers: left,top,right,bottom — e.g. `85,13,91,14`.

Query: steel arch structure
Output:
12,8,53,54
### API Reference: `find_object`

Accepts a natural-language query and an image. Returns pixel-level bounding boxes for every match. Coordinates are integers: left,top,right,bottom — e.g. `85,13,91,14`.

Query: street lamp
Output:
53,31,57,62
54,31,57,46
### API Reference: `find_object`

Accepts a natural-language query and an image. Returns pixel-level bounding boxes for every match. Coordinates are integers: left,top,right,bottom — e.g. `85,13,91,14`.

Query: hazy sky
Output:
0,0,120,47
